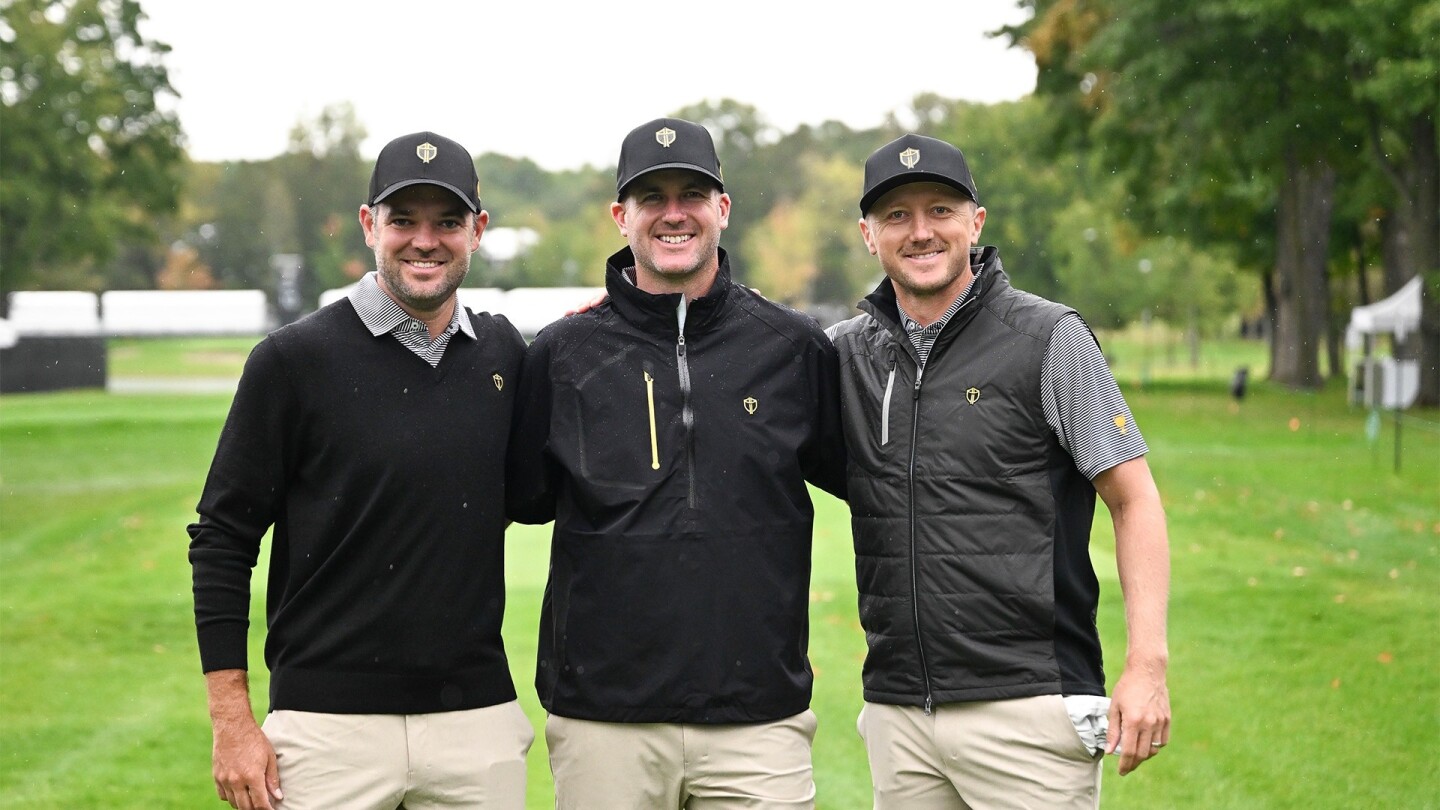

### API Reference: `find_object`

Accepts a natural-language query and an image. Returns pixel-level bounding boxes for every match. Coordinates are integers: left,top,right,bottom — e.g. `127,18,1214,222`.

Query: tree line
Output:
2,0,1435,402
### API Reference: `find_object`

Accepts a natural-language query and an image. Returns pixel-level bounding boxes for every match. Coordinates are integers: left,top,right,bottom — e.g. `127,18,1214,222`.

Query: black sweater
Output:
189,300,525,714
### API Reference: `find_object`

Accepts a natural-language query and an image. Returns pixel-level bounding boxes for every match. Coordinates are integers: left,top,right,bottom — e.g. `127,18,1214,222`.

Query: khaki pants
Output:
857,696,1102,810
546,710,818,809
261,701,534,809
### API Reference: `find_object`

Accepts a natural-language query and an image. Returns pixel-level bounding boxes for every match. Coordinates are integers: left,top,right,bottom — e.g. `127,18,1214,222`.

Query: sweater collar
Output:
604,246,735,335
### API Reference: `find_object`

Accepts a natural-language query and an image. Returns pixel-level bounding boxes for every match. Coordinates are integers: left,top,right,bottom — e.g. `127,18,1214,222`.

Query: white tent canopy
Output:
1346,275,1422,408
1346,275,1422,350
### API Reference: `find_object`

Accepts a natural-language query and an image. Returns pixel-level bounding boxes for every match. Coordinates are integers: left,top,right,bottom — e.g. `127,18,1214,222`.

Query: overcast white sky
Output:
138,1,1037,171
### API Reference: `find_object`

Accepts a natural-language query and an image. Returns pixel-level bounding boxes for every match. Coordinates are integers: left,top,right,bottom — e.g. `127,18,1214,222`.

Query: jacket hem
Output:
863,680,1065,707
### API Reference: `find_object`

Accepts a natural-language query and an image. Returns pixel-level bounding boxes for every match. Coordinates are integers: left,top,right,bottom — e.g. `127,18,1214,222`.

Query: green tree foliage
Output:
176,105,370,308
0,0,184,310
1007,0,1439,397
1333,0,1440,403
188,160,295,290
472,155,614,288
278,104,369,300
744,153,872,306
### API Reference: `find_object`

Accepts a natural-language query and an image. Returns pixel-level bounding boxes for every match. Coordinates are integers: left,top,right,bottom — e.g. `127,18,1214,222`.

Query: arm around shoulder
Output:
803,328,847,501
505,334,558,525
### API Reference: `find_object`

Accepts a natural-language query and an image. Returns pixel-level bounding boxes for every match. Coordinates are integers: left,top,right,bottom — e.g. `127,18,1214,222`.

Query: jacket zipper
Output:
676,331,697,508
909,363,935,715
901,292,976,715
644,371,660,470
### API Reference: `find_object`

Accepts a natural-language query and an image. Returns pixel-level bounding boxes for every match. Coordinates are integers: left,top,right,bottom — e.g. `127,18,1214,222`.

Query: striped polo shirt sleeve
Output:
1041,313,1148,480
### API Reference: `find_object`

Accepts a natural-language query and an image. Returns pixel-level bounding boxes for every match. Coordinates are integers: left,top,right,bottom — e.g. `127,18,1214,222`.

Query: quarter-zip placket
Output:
676,313,698,509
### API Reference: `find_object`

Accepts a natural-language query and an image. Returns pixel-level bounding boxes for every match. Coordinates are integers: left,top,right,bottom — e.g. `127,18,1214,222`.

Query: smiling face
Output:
860,182,986,313
611,168,730,296
359,184,487,320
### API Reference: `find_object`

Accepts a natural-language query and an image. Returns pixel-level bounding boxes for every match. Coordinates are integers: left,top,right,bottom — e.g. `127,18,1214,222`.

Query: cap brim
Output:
860,173,975,215
618,164,725,199
372,179,479,212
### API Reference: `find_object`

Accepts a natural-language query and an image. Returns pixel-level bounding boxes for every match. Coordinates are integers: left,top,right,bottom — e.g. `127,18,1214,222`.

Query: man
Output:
507,118,846,809
189,131,532,810
826,134,1171,809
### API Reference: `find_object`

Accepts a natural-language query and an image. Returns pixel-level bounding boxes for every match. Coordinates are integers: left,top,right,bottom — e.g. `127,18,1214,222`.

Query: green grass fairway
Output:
2,337,1437,808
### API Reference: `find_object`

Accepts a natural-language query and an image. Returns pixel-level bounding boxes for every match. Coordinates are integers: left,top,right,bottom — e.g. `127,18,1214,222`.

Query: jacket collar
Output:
604,246,736,335
859,245,1007,343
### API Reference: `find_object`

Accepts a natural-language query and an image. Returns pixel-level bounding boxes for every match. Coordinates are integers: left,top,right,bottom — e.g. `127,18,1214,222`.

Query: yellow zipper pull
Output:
644,371,660,470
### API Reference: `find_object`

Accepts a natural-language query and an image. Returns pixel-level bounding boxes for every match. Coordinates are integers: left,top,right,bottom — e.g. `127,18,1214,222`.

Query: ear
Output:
970,206,987,245
610,200,629,237
858,217,879,256
471,210,489,252
716,192,732,230
359,205,379,248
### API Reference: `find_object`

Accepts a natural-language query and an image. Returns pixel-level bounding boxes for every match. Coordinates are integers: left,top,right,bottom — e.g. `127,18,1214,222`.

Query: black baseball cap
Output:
616,118,724,200
368,131,482,212
860,133,979,215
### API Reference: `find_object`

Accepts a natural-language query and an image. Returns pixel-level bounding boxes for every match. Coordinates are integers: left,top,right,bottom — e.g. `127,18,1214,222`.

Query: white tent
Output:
1346,275,1422,408
1346,275,1422,350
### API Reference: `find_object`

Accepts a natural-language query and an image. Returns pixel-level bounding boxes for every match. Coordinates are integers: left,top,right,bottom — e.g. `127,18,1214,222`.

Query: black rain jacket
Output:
508,247,846,723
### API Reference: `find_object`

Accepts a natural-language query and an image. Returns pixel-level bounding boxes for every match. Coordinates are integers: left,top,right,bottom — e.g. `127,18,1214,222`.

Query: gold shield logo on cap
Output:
743,397,758,415
417,142,438,163
966,387,980,405
656,127,677,148
900,148,920,169
493,373,504,391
